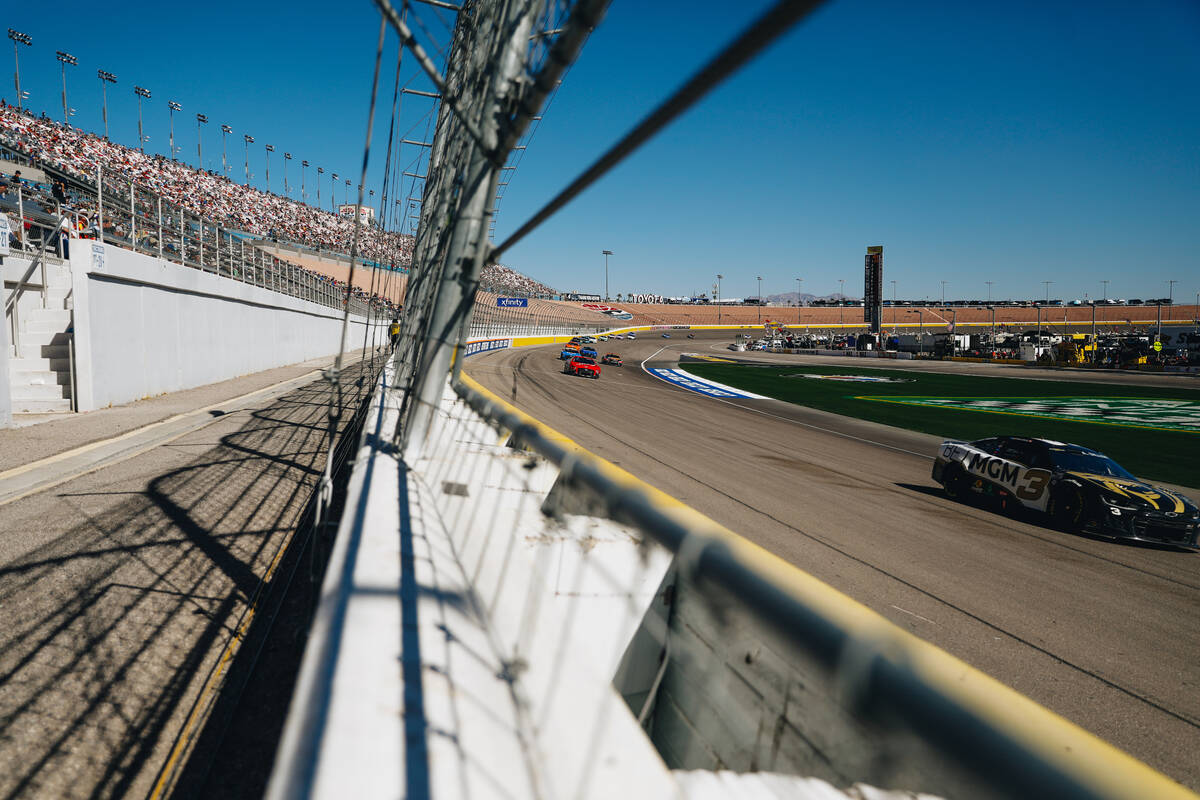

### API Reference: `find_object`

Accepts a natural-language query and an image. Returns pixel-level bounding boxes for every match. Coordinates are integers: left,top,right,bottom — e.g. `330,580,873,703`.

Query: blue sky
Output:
6,1,1198,303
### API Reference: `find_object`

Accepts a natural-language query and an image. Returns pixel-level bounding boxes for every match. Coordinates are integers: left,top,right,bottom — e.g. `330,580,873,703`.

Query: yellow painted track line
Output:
460,355,1198,800
148,484,305,800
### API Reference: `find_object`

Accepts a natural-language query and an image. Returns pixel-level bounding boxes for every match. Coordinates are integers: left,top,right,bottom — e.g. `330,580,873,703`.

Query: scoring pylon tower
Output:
864,245,883,334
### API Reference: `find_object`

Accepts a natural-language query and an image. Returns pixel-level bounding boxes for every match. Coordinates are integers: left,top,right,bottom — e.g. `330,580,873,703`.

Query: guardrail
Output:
450,365,1194,800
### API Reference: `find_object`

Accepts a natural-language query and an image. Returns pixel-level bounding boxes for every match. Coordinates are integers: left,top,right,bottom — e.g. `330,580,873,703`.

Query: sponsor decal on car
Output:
861,397,1200,433
786,374,913,383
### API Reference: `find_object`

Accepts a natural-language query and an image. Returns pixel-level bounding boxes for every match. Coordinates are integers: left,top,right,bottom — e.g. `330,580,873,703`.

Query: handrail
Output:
4,217,58,315
452,369,1196,800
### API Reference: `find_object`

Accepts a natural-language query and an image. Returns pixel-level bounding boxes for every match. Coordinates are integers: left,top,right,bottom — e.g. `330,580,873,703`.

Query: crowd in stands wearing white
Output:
1,102,556,302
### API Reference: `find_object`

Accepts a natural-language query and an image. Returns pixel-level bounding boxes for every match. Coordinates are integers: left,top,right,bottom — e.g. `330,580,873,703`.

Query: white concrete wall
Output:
0,271,10,427
70,242,377,411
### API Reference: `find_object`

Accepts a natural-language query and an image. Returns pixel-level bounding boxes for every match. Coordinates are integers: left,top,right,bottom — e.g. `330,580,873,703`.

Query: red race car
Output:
601,353,623,366
563,355,601,378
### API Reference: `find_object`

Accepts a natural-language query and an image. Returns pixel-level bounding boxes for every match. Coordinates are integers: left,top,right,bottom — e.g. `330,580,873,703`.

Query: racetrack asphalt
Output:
465,331,1200,790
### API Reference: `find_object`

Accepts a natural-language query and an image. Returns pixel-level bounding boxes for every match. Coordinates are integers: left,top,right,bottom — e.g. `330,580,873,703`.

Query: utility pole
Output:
8,29,31,113
56,51,77,124
97,70,117,139
601,250,613,300
134,86,152,152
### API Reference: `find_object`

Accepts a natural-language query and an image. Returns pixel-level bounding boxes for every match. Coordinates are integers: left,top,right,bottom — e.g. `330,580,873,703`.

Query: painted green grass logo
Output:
857,397,1200,433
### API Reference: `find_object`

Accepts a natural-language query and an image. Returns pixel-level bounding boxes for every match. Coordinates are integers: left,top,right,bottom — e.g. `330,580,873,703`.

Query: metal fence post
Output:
157,197,163,259
96,165,103,243
129,181,135,249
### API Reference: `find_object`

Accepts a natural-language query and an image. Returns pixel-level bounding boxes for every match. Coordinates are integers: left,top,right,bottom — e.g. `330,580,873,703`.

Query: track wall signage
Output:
496,297,528,308
463,338,511,357
859,396,1200,433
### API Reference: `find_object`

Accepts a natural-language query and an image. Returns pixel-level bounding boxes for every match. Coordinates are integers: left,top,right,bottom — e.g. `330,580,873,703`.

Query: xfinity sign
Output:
497,297,528,308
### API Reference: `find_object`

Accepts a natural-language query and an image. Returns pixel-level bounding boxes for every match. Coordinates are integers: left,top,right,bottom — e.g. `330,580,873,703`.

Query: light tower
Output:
167,100,181,159
8,29,31,113
301,160,309,201
757,275,763,323
134,86,152,153
317,167,324,205
55,51,77,124
220,124,232,176
196,113,208,167
265,144,274,192
602,250,613,300
97,70,117,139
284,152,292,196
243,134,254,184
331,173,338,211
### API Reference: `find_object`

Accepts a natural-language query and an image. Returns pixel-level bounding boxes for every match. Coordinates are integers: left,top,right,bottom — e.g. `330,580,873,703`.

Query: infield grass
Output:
684,362,1200,488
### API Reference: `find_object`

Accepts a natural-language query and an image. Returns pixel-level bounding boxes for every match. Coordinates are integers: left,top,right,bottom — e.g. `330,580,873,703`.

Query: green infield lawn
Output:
685,362,1200,488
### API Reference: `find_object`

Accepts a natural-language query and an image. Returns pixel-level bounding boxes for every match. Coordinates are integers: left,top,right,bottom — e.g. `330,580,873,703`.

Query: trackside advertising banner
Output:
464,338,511,357
497,298,528,308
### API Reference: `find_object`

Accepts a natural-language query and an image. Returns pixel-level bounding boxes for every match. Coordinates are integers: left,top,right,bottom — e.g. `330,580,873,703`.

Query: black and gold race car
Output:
932,436,1200,550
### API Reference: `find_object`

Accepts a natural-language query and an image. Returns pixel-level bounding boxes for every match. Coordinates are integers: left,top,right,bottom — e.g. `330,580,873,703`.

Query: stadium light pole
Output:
796,277,803,324
243,134,254,184
891,279,897,328
1043,280,1053,304
56,51,77,125
985,280,993,303
283,152,292,197
220,124,231,176
344,178,350,206
265,144,274,192
8,29,31,113
1101,279,1109,303
941,280,947,306
301,160,309,202
97,69,116,139
196,113,207,168
167,100,181,160
331,173,338,210
602,250,613,300
717,273,724,325
134,86,151,154
317,167,324,205
757,275,762,323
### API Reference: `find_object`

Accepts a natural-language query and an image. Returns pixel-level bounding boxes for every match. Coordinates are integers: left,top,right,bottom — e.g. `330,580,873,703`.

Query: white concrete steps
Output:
7,271,76,415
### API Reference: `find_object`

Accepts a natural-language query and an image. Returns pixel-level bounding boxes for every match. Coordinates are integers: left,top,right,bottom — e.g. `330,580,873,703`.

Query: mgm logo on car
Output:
860,397,1200,433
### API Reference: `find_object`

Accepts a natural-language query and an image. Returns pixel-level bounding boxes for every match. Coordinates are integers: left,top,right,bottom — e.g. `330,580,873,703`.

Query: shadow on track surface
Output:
0,359,376,800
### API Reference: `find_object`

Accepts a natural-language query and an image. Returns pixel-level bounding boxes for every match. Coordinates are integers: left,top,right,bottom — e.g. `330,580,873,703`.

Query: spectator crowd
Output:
0,103,414,266
1,102,560,307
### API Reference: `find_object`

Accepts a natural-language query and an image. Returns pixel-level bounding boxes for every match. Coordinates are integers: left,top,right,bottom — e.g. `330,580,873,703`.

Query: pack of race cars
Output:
560,336,625,379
